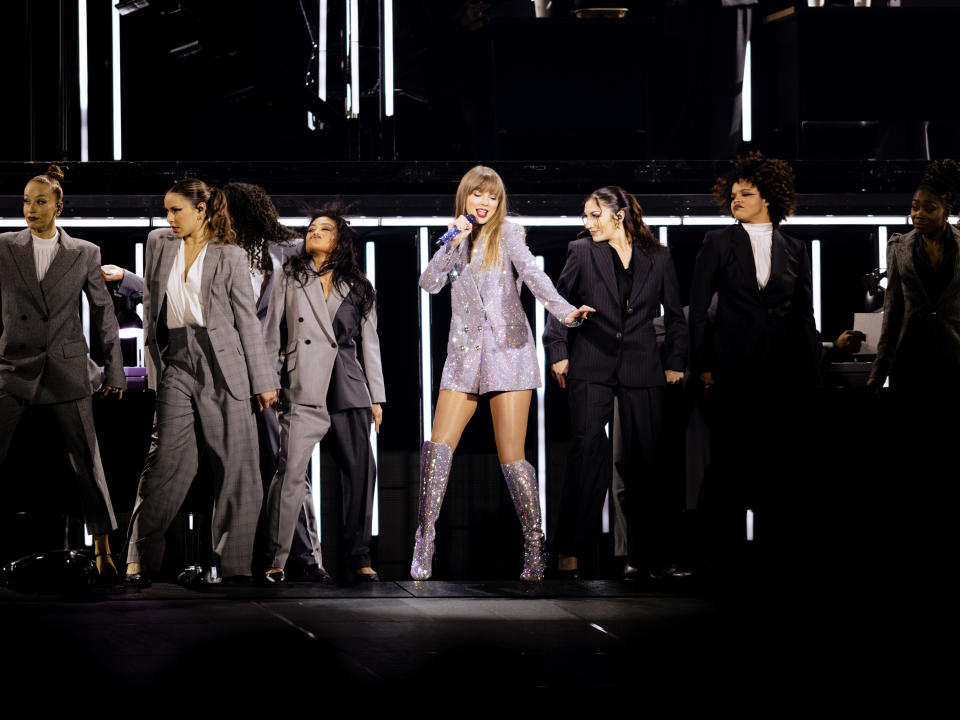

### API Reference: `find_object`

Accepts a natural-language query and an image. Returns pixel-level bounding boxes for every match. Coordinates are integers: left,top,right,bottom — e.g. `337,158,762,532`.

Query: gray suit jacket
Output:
142,228,277,399
265,269,341,408
872,225,960,384
325,280,385,412
0,227,125,403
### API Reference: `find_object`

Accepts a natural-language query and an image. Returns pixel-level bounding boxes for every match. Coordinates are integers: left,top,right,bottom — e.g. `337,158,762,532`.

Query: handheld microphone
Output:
437,214,476,246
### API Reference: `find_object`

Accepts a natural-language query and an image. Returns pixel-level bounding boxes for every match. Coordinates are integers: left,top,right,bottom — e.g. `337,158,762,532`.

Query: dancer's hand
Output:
665,370,683,385
551,359,569,389
98,385,124,399
564,305,595,325
101,264,125,282
257,390,279,410
372,403,383,433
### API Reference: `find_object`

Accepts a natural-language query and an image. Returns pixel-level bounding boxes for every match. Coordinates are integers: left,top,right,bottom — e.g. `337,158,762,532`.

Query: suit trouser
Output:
0,391,117,535
556,380,666,568
325,407,376,570
261,398,331,569
126,327,262,577
256,406,323,569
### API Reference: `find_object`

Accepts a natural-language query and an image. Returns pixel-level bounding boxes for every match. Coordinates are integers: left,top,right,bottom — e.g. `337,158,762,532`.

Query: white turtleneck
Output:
742,222,773,289
32,231,61,282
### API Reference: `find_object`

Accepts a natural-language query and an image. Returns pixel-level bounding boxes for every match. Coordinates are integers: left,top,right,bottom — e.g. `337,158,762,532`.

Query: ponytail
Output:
586,185,658,255
168,177,237,245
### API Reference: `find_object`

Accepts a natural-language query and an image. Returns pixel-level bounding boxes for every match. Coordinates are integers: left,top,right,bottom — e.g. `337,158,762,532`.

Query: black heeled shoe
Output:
95,553,120,584
303,565,335,585
124,568,152,589
353,569,380,583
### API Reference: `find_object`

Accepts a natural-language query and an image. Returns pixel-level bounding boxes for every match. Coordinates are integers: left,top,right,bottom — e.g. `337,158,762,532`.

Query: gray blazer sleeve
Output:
84,244,127,390
115,270,144,303
224,247,278,395
361,302,386,404
871,236,904,383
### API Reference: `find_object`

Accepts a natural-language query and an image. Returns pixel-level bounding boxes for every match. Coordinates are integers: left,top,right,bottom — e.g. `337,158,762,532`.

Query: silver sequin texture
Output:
501,459,545,582
410,440,453,580
419,222,577,395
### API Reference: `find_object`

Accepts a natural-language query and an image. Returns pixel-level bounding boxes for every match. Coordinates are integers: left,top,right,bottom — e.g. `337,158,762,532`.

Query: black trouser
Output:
0,391,117,535
324,407,376,570
556,380,666,569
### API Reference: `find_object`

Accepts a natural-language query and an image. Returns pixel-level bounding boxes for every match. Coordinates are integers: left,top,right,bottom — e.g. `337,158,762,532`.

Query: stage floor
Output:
0,577,919,709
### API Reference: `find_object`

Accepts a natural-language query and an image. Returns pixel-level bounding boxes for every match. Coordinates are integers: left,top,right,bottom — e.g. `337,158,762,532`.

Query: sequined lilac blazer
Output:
420,221,577,394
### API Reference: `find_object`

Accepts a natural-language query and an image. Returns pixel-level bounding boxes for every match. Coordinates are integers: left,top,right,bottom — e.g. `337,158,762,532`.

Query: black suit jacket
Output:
543,239,687,387
689,223,820,385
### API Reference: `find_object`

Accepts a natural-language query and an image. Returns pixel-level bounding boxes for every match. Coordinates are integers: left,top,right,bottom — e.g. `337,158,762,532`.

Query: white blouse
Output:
32,232,60,282
165,242,208,328
742,222,773,290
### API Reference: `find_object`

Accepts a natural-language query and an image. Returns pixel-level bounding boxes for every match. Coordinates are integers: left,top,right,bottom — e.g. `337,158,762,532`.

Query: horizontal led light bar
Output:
785,215,909,226
0,218,152,228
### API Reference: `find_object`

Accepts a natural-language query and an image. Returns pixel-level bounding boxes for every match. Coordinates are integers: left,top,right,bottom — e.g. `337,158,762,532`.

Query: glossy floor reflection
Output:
0,579,908,710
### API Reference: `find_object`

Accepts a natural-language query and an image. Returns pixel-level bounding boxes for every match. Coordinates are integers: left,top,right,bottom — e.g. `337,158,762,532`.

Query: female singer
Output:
689,153,819,568
0,165,125,579
412,165,593,582
543,186,687,580
261,208,384,583
124,178,278,586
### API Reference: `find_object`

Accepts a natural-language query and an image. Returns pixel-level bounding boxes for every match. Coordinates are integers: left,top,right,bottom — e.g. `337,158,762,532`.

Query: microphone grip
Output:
436,214,477,246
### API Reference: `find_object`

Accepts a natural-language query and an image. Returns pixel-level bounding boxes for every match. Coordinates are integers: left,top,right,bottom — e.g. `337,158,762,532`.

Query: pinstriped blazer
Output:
543,238,687,387
0,227,125,403
141,228,277,399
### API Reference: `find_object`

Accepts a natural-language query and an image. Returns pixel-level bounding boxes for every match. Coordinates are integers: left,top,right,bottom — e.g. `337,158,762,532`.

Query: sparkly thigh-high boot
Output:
410,441,453,580
502,459,546,582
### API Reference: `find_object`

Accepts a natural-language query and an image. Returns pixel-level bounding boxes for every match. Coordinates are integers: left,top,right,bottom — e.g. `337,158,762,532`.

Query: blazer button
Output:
20,315,26,321
305,339,312,345
627,308,633,314
40,345,45,351
475,345,480,351
615,332,623,340
330,342,337,348
298,317,304,322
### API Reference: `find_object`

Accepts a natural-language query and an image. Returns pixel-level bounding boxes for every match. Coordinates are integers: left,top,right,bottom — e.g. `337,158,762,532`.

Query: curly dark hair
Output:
584,186,658,255
918,159,960,215
223,182,299,275
284,203,376,318
712,152,796,227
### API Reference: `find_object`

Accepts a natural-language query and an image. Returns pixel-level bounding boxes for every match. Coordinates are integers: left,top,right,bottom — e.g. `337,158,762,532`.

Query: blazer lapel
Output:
6,229,46,311
588,240,620,305
761,229,787,298
152,234,180,322
732,224,762,296
326,280,346,323
629,248,652,309
200,242,222,311
934,226,960,308
303,276,337,344
40,228,82,292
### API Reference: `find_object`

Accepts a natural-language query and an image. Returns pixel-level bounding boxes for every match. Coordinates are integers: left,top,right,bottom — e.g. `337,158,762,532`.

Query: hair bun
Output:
44,164,65,182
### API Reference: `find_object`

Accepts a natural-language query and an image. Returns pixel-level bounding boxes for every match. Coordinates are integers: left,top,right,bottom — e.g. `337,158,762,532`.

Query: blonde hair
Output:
454,165,507,269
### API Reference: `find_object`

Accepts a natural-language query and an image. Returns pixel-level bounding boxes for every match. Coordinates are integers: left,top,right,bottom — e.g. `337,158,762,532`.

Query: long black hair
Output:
224,181,299,275
285,205,376,318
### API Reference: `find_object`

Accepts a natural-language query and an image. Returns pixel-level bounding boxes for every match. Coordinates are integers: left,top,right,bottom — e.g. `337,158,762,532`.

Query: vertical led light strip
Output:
534,256,547,537
384,0,394,117
77,0,89,161
746,509,754,541
111,3,122,159
135,242,145,365
311,445,322,535
812,239,822,332
658,226,668,247
346,0,360,117
878,226,888,271
366,240,379,537
602,422,610,534
318,0,328,102
742,40,753,143
419,228,432,442
81,294,91,349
